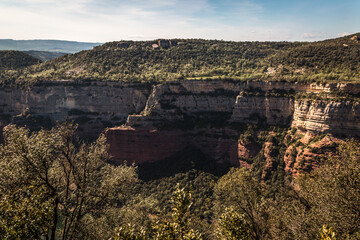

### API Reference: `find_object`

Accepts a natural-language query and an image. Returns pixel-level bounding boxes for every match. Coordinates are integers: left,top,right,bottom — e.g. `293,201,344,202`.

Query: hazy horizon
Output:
1,32,358,44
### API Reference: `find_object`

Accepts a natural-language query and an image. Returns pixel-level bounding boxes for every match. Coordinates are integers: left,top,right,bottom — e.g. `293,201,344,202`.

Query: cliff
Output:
125,80,360,135
291,100,360,136
0,81,151,136
105,80,360,167
2,79,360,170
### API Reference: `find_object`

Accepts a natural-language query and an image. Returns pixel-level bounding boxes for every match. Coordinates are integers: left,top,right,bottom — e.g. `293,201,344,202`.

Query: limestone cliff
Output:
125,80,360,136
106,80,360,166
231,95,294,126
0,81,151,136
291,100,360,136
2,79,360,169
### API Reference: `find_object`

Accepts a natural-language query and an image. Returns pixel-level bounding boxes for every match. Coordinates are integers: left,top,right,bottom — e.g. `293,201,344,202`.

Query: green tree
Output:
296,140,360,239
0,186,54,240
268,140,360,239
214,168,268,240
113,185,202,240
217,207,253,240
0,123,138,240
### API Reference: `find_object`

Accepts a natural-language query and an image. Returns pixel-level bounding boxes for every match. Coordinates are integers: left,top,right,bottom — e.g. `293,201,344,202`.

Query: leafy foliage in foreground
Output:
0,186,54,240
1,124,360,239
217,207,253,240
1,33,360,86
213,140,360,240
0,123,138,240
113,185,202,240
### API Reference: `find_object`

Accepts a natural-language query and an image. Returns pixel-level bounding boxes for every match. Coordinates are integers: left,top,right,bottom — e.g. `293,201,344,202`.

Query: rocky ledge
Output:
105,80,360,167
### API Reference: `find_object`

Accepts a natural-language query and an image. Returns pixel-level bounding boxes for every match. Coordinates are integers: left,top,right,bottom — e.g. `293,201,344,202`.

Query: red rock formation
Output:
262,142,275,180
105,126,187,165
284,133,342,177
238,141,260,159
105,126,239,166
237,141,261,168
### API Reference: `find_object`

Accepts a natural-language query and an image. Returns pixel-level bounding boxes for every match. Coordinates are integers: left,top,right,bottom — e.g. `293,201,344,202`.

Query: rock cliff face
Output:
2,79,360,168
0,81,151,136
106,80,360,166
231,96,294,125
127,80,243,126
105,126,187,165
291,100,360,136
125,80,360,135
105,126,239,165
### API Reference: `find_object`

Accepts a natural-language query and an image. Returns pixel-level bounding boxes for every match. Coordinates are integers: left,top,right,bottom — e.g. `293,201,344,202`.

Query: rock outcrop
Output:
106,80,360,166
231,96,294,125
291,100,360,136
3,79,360,168
0,81,151,136
283,133,342,176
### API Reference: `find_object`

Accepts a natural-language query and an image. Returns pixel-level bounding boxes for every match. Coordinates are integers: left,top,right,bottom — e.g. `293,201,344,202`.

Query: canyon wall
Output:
106,80,360,165
291,100,360,137
125,80,360,135
2,79,360,167
0,81,151,136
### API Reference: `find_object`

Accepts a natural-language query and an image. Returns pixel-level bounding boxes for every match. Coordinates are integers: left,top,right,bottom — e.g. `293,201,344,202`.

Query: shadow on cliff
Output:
138,146,234,181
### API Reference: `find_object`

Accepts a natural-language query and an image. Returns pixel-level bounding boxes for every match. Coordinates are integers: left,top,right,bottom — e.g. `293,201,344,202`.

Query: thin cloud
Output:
337,32,353,37
0,0,358,42
301,32,330,40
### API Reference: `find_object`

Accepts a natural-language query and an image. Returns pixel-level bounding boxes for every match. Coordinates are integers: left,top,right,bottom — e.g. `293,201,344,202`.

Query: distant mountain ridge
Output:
0,50,40,69
23,50,68,61
0,39,102,53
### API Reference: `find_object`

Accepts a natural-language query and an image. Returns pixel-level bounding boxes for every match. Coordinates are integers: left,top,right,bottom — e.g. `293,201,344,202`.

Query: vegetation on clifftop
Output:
1,33,359,86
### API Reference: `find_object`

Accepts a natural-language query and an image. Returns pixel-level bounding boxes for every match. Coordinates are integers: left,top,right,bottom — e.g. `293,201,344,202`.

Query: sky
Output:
0,0,359,42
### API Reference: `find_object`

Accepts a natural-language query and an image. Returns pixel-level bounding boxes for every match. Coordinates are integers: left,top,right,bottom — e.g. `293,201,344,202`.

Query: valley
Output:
0,34,360,239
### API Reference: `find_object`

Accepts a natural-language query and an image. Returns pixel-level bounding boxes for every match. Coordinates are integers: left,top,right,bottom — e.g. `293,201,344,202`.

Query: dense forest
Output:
0,123,359,239
23,51,68,62
0,34,359,86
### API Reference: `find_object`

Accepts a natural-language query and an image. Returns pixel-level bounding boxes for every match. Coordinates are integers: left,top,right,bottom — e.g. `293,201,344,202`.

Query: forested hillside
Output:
1,33,359,85
0,50,40,69
1,124,359,239
23,50,68,61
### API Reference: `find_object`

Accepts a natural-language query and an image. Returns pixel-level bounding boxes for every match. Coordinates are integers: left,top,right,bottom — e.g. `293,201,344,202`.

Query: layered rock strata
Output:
291,100,360,136
126,80,360,135
106,80,360,165
0,81,151,136
2,79,360,167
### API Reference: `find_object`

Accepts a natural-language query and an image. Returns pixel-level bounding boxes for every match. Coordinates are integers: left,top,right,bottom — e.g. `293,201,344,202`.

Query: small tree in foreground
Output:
217,207,253,240
113,185,202,240
0,123,138,240
214,168,268,240
320,225,336,240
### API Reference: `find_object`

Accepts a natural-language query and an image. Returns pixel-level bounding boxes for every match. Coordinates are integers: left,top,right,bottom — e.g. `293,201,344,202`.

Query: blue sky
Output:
0,0,359,42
